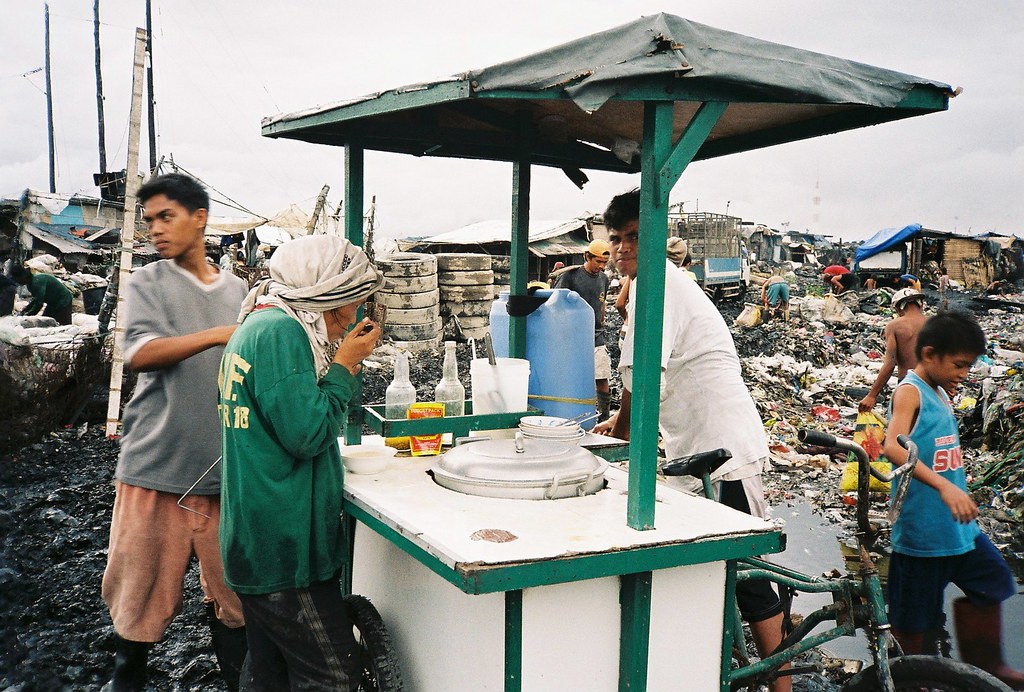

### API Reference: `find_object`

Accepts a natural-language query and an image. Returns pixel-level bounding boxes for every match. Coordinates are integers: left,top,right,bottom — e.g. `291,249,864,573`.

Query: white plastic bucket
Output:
470,358,530,415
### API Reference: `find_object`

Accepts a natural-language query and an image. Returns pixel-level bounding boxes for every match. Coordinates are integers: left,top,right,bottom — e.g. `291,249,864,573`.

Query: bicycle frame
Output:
715,432,919,692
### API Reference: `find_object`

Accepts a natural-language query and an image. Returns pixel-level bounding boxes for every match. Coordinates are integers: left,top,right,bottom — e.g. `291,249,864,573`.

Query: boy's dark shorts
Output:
720,479,784,623
888,533,1016,633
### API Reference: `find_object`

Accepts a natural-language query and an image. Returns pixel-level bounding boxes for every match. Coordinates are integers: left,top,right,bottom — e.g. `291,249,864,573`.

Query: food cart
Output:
260,13,954,691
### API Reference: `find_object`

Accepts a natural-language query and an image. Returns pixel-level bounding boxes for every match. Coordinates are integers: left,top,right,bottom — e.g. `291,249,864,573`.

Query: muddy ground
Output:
1,287,1021,691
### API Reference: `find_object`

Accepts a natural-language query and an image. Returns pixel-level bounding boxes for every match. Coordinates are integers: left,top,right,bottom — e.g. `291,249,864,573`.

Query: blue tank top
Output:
891,371,979,557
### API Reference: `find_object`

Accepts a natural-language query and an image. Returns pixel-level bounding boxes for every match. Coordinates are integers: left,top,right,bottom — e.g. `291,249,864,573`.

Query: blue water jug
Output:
489,289,597,429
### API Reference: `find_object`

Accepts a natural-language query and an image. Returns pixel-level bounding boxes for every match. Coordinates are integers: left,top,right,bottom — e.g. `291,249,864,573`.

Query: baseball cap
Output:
587,239,611,257
891,287,924,308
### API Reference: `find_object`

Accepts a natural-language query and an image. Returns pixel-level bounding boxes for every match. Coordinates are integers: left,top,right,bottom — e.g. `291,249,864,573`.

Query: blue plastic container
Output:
489,289,597,429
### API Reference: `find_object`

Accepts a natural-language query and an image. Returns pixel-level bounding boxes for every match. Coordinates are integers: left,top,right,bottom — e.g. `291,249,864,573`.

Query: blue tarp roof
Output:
854,223,922,262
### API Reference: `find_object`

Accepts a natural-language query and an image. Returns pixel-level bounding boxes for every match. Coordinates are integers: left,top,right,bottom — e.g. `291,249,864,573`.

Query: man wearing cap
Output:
554,239,612,420
859,288,928,413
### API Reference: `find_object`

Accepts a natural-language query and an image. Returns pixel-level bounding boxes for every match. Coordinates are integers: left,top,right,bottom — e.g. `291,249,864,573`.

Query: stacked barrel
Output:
491,255,511,297
373,253,442,351
436,253,494,341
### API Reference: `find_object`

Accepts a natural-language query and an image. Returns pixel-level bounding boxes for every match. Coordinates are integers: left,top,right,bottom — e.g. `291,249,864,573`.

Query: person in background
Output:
219,235,384,691
858,288,928,414
546,260,566,286
863,274,878,290
12,265,73,325
554,239,613,421
760,268,790,321
0,270,17,316
883,311,1023,689
101,173,249,692
595,190,790,692
900,273,922,291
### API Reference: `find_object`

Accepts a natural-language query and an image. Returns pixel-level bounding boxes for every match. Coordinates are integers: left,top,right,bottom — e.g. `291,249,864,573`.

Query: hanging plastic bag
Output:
733,303,762,328
839,411,891,492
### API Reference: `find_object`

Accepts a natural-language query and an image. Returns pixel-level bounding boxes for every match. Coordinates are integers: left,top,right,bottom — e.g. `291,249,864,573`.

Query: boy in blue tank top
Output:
884,310,1023,688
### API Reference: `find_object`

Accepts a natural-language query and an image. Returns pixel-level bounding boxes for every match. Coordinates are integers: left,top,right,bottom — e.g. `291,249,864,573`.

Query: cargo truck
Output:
670,211,747,301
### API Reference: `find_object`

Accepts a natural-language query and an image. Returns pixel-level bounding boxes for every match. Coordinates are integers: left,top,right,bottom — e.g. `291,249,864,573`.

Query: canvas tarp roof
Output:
263,13,953,172
396,218,589,256
855,223,923,262
205,203,338,239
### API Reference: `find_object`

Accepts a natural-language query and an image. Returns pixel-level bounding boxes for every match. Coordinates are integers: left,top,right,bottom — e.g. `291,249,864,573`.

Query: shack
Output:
856,223,1012,289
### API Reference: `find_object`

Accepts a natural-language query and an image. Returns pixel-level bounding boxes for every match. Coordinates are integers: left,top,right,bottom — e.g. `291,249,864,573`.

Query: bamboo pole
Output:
104,27,148,438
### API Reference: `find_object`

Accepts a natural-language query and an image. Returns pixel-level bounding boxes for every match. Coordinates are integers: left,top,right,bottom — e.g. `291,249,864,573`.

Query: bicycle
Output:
662,430,1012,692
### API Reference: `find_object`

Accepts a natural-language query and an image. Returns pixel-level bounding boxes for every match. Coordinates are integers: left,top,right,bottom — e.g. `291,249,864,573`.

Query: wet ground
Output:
2,285,1022,690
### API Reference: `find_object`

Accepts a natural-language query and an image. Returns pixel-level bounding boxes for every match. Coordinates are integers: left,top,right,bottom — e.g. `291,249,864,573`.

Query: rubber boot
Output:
102,636,150,692
207,604,248,692
597,390,611,423
953,596,1024,689
750,612,791,692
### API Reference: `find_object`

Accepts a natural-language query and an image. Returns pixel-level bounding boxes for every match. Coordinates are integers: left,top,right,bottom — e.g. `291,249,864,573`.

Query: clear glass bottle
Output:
384,351,417,450
434,341,465,444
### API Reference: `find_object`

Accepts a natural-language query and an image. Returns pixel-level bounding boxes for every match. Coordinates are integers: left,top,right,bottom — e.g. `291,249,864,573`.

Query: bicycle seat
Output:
662,448,732,478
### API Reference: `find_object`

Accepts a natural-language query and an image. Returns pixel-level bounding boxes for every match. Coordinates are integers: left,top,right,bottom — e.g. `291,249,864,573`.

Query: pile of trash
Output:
729,295,1024,569
0,315,108,453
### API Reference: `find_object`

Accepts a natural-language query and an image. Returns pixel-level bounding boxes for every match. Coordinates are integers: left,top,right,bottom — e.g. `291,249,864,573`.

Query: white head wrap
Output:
238,235,384,377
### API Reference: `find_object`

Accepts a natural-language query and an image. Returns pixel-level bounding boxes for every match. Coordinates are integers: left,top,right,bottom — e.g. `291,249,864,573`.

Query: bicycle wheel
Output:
344,594,404,691
842,655,1011,691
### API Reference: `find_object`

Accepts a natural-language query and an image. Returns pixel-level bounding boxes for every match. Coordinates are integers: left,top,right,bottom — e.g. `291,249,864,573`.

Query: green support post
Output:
508,114,531,359
344,140,365,445
618,571,653,691
627,101,673,530
505,590,523,692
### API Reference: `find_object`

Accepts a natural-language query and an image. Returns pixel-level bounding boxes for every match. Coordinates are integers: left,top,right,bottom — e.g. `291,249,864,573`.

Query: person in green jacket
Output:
12,266,73,324
219,234,384,691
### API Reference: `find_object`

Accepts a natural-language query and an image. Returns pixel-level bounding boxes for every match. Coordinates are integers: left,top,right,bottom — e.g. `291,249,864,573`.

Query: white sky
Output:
2,1,1022,241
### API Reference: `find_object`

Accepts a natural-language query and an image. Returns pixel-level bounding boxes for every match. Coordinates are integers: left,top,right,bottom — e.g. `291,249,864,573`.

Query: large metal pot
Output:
431,433,608,500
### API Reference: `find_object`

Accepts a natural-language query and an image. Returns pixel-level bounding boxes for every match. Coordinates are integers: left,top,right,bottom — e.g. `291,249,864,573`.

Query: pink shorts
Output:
102,482,244,642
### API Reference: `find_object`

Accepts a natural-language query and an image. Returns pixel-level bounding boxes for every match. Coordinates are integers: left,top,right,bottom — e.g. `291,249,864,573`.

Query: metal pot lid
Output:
438,433,607,485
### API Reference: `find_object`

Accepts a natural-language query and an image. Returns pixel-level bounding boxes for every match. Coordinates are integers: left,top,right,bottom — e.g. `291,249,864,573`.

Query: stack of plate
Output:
518,415,585,444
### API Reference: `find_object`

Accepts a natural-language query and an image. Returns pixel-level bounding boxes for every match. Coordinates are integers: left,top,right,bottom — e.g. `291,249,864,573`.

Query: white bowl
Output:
340,444,398,475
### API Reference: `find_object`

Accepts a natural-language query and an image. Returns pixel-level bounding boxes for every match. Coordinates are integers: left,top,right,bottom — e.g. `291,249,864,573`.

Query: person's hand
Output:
858,394,876,414
333,317,381,375
211,325,237,346
939,483,978,524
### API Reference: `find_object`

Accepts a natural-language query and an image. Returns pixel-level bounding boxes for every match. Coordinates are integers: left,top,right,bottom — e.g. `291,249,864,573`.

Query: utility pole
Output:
145,0,157,173
305,184,331,234
103,27,148,438
94,0,107,174
44,4,56,193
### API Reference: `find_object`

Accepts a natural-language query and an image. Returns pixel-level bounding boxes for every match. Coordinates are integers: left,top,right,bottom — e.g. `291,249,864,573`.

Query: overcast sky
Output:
2,1,1022,241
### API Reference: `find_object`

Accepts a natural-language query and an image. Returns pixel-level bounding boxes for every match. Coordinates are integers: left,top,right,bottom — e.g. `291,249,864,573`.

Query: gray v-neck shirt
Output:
117,260,247,495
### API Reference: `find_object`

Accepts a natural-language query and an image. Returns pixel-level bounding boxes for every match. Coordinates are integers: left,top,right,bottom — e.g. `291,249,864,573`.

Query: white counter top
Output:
343,454,783,593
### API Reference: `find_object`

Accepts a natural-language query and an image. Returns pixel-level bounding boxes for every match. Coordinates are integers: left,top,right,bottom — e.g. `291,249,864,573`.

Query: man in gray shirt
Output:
101,173,248,691
554,239,612,420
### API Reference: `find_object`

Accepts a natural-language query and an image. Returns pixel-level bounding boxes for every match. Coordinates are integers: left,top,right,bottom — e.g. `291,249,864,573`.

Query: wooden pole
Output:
305,184,330,234
94,0,107,174
44,4,56,193
105,27,148,438
145,0,157,174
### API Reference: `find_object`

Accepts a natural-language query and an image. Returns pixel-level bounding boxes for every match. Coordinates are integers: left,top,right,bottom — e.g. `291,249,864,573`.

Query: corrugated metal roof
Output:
411,217,588,245
22,222,105,255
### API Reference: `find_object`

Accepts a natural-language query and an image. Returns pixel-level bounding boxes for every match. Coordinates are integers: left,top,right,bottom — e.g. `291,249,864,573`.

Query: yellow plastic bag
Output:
733,304,762,328
839,411,891,493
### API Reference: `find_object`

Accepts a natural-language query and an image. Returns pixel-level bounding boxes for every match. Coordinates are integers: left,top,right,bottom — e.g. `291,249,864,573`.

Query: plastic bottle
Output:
385,351,417,450
434,341,465,444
